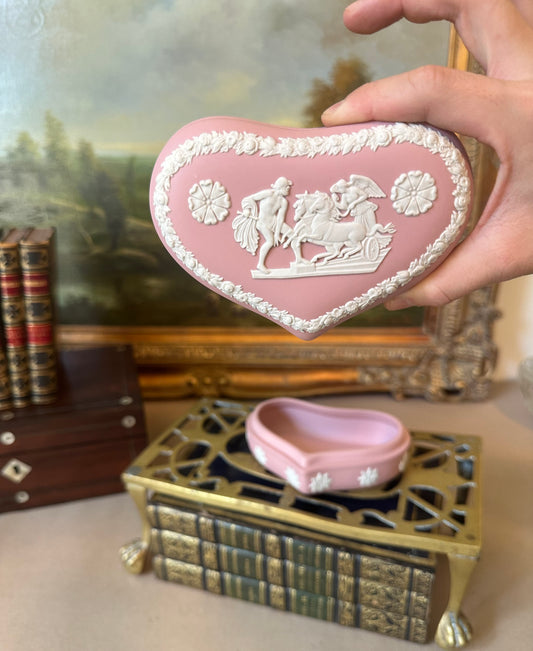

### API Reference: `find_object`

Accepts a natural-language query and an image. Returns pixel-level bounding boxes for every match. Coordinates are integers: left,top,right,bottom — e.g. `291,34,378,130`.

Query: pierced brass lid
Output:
123,399,482,557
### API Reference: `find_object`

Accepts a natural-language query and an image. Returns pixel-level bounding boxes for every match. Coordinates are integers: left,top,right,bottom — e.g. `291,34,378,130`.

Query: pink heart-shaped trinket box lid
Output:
150,117,472,340
245,397,411,494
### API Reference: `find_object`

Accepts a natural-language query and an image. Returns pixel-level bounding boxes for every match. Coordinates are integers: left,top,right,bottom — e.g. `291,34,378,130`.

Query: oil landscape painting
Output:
0,0,450,328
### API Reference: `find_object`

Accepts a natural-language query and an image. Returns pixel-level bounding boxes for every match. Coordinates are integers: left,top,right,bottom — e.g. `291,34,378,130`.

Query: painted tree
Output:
302,57,371,127
9,131,40,164
75,138,126,251
43,111,71,189
76,139,100,211
7,131,41,187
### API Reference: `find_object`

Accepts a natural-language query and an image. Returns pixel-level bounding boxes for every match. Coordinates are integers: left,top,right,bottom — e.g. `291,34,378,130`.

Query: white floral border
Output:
152,123,471,336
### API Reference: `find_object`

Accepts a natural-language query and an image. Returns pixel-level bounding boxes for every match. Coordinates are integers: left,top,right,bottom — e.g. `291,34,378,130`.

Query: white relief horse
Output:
287,190,395,265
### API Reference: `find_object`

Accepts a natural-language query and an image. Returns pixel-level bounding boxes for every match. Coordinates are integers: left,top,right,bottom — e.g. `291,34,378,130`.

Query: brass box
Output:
121,399,482,649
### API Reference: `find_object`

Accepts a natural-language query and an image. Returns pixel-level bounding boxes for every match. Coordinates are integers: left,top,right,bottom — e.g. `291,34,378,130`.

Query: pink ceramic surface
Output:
150,117,473,340
245,397,411,494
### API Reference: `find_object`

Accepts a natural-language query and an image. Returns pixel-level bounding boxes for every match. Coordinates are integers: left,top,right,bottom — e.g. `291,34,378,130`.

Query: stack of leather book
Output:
0,226,57,407
147,498,435,643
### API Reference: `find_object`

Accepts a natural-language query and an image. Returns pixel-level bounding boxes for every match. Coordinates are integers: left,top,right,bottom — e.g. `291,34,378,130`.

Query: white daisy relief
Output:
188,179,231,224
285,467,301,490
309,472,331,494
358,467,379,488
253,445,267,467
391,171,437,216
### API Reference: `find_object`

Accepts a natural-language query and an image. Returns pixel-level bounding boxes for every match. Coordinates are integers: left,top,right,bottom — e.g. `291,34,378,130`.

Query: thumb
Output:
322,66,506,151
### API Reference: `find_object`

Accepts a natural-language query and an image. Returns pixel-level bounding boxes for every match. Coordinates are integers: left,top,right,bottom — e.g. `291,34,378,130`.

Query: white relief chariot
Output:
232,174,396,279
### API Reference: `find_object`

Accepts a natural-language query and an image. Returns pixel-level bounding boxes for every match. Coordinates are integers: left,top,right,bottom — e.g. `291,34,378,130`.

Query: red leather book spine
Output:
20,228,58,405
0,228,32,407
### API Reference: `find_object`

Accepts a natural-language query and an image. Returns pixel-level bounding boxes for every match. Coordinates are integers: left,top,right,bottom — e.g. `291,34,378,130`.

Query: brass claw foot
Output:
434,553,478,648
120,538,149,574
435,610,473,649
120,481,151,574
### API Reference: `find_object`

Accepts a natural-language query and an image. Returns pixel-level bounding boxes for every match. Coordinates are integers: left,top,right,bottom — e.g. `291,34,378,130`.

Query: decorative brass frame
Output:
57,30,500,401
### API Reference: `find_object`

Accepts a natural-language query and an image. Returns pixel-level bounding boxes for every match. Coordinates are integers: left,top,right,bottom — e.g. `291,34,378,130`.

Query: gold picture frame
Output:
58,29,500,402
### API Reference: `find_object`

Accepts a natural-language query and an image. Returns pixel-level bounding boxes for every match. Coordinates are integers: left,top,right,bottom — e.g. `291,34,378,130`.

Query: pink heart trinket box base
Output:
245,397,411,494
150,117,473,339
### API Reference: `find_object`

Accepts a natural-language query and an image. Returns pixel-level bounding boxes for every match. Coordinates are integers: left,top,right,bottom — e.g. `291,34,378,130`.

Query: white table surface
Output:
2,381,532,651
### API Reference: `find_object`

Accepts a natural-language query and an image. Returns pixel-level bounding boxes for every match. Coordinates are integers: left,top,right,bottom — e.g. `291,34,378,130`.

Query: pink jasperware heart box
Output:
150,117,473,340
245,398,411,494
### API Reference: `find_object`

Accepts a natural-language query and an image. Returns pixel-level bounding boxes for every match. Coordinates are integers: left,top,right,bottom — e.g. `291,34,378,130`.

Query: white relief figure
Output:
232,176,293,272
330,174,395,261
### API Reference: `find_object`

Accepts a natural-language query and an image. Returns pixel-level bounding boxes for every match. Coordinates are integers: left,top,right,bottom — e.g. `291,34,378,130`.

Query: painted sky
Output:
0,0,450,156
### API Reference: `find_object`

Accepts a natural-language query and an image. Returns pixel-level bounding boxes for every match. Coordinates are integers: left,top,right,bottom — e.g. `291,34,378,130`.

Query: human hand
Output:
322,0,533,310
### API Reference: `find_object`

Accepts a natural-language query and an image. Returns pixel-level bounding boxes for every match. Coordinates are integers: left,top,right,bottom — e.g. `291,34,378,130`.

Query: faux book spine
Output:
0,228,32,407
152,555,430,644
19,227,57,404
150,527,431,620
147,502,435,595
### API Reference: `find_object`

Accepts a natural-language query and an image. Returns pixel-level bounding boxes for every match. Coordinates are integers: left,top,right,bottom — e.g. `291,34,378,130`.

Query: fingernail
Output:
321,101,344,123
384,296,412,311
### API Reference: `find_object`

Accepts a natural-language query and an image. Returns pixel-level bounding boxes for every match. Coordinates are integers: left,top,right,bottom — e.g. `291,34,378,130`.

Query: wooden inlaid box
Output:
0,346,147,512
121,399,482,649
